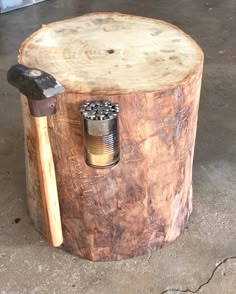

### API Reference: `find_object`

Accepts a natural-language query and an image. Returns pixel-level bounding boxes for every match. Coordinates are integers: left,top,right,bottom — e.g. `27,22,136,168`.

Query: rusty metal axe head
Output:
7,64,65,117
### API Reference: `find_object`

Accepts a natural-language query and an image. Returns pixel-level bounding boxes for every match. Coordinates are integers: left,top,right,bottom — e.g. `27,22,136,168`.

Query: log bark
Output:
18,13,203,261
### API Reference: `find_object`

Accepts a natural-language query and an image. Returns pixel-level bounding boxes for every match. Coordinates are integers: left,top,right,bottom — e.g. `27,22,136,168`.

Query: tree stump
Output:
18,13,203,261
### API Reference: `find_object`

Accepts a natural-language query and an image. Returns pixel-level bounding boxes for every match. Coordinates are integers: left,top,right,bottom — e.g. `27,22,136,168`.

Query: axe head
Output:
7,64,65,117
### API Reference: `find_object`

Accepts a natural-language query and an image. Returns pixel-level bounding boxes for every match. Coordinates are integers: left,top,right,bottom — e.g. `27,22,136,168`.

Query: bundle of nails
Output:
80,101,119,120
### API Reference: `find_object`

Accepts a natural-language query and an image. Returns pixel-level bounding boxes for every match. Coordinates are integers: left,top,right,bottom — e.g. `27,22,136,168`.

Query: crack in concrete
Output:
147,252,153,264
147,251,156,272
161,256,236,294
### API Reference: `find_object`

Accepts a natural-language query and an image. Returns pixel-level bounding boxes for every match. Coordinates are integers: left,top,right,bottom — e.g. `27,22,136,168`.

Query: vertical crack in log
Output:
161,256,236,293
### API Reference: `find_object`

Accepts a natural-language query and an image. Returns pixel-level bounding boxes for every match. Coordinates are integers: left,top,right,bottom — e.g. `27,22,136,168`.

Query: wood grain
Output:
33,117,63,247
18,13,203,261
18,12,203,95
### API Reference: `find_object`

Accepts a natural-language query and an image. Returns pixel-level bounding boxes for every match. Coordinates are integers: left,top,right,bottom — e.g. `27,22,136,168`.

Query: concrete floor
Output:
0,0,236,293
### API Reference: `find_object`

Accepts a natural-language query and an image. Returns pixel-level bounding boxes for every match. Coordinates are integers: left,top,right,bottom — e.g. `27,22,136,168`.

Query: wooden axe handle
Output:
33,117,63,247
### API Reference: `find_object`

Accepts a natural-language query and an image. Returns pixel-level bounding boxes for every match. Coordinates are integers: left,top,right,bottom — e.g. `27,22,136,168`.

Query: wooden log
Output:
18,13,203,261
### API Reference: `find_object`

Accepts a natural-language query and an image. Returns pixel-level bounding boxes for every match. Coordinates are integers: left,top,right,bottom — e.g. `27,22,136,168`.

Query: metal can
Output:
80,100,120,169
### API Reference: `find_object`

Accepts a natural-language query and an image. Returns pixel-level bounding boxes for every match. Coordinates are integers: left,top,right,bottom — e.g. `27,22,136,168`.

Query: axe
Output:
7,64,64,247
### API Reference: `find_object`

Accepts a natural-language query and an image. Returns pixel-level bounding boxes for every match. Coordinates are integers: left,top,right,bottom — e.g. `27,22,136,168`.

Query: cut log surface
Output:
18,13,203,261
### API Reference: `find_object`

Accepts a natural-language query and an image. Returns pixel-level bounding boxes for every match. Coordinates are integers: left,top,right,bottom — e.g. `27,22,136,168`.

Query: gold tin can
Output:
80,101,120,169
